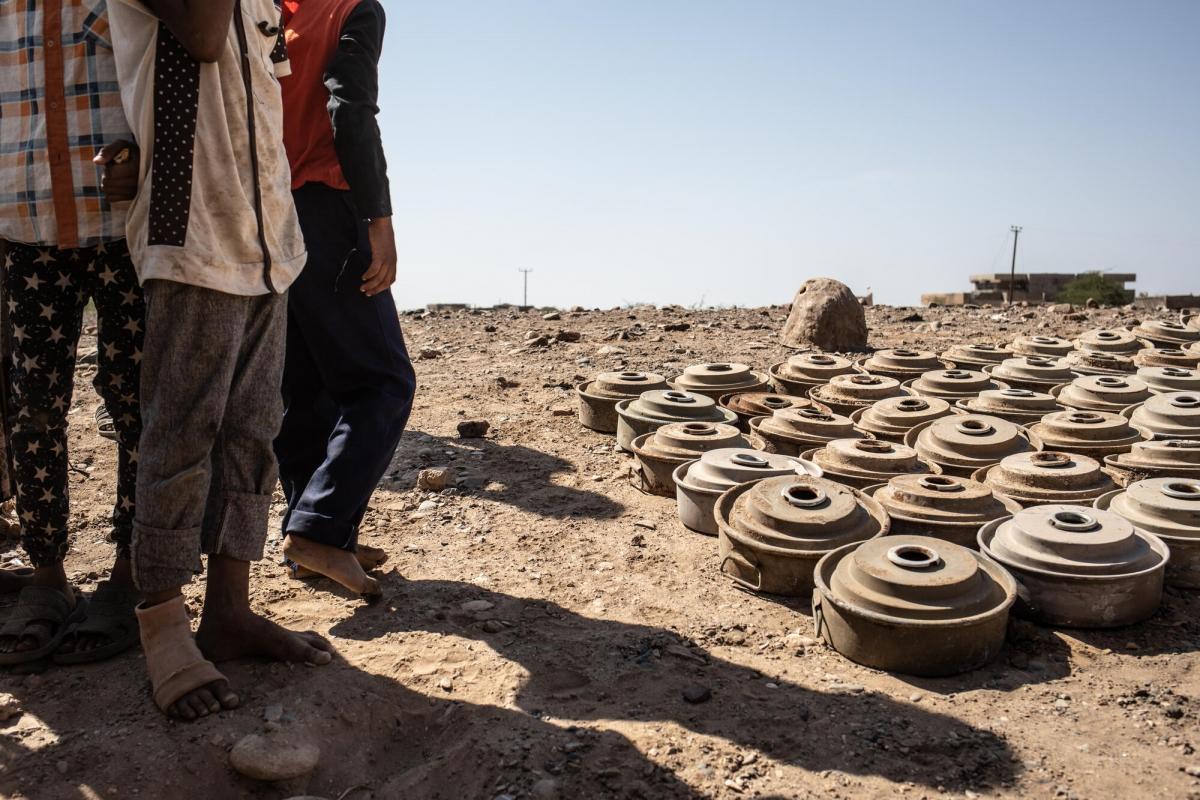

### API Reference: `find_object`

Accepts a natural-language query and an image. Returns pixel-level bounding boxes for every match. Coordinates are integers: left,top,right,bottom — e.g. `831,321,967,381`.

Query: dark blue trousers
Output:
274,182,415,552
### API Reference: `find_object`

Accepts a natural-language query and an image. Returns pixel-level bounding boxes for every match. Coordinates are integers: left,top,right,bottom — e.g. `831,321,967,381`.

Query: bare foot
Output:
0,565,74,655
196,607,334,666
289,542,388,581
56,557,139,660
168,679,240,722
283,535,382,598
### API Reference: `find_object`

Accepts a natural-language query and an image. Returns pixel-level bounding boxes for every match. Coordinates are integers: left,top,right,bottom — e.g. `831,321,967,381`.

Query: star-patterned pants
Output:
1,240,145,568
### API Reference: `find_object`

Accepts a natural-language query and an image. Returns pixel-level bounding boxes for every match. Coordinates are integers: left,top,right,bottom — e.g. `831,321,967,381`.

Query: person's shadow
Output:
330,577,1021,794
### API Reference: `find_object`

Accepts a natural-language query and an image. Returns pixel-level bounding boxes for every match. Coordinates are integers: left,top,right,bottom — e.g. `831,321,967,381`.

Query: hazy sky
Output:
377,0,1199,309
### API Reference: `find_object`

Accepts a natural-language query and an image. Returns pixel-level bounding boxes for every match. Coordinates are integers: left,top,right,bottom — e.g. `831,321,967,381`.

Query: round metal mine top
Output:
1074,328,1144,354
859,349,947,375
1055,375,1151,411
772,353,858,383
825,535,1015,622
678,448,810,493
1138,366,1200,394
671,362,767,393
1101,477,1200,541
1011,335,1075,358
870,474,1021,525
941,342,1013,366
581,371,669,399
976,451,1116,504
907,414,1037,469
1128,392,1200,438
980,505,1167,577
632,421,748,462
806,438,933,481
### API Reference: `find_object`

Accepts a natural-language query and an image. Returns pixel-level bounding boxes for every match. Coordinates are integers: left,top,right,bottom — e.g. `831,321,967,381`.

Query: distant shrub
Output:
1056,272,1128,306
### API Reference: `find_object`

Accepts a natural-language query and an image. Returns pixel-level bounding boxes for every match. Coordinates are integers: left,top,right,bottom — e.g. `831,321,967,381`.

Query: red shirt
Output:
280,0,362,192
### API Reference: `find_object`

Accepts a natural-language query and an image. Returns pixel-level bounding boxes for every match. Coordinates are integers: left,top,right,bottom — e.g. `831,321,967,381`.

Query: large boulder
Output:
781,278,868,351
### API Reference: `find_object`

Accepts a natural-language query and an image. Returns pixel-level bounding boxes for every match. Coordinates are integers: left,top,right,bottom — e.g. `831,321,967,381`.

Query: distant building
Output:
922,273,1136,306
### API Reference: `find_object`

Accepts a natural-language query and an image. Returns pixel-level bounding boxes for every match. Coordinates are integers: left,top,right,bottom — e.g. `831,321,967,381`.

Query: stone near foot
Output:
230,732,321,782
282,535,382,598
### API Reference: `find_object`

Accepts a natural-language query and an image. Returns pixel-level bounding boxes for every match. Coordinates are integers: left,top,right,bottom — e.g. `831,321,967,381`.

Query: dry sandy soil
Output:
1,300,1199,800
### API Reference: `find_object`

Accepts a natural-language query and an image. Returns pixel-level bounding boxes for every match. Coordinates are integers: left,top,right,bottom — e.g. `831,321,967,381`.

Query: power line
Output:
518,268,533,309
1007,226,1022,306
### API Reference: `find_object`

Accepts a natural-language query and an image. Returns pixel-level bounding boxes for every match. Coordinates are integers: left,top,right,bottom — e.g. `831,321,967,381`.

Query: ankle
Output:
30,563,71,593
141,588,183,608
110,557,135,588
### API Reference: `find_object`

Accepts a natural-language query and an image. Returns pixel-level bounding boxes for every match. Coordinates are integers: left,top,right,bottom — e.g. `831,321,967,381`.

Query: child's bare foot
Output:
288,542,388,582
196,606,334,666
136,594,239,722
283,535,382,598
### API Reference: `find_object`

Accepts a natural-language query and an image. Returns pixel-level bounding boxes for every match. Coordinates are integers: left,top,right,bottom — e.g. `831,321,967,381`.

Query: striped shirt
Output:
0,0,132,248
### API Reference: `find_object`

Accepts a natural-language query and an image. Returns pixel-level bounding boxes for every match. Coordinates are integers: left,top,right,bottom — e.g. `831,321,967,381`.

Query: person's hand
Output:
94,140,139,203
362,216,397,296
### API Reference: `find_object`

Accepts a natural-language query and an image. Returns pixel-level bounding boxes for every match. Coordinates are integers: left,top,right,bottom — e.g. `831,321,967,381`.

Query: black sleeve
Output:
324,0,391,219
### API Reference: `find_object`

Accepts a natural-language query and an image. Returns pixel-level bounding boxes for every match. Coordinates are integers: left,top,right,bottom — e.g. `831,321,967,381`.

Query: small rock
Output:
550,408,573,417
482,620,505,633
909,693,923,703
417,500,439,513
554,330,582,343
596,344,626,356
457,419,490,438
229,733,321,782
56,760,68,775
632,519,657,530
263,705,284,723
438,677,454,692
662,322,690,332
530,778,561,800
542,311,562,321
0,693,21,722
682,685,712,704
419,348,442,360
418,468,451,492
461,599,495,613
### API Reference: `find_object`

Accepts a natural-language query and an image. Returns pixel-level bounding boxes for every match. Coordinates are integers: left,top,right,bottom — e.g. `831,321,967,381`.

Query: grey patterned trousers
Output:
132,280,286,593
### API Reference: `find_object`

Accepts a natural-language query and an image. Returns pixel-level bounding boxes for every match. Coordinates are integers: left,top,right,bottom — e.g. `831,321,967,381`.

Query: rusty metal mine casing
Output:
1105,440,1200,487
1010,335,1075,358
715,474,887,596
577,371,669,433
941,342,1013,370
1051,375,1152,414
801,438,940,490
973,451,1117,508
866,474,1022,548
1096,478,1200,589
1064,350,1137,377
856,349,950,382
1134,348,1200,370
614,390,738,451
905,414,1041,477
629,422,749,497
1125,392,1200,440
978,505,1169,628
718,392,826,433
1028,409,1151,459
749,407,866,456
669,362,770,400
673,449,820,536
955,388,1064,424
1137,366,1200,395
851,396,958,443
768,353,858,396
809,373,912,418
906,369,1008,401
986,356,1079,392
813,536,1017,676
1073,328,1146,355
1132,319,1200,349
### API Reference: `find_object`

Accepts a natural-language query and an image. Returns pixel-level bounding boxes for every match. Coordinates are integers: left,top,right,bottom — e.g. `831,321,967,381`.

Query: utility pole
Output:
518,268,533,310
1007,226,1022,306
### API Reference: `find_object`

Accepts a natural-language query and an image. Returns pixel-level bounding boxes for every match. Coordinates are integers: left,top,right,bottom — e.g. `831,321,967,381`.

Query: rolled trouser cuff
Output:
132,522,203,594
203,491,272,563
285,509,357,552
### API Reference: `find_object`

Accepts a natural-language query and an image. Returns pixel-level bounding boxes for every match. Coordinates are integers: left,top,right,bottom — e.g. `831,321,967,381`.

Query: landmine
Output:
906,368,1007,400
1064,350,1136,377
718,392,822,433
1126,392,1200,440
813,535,1016,676
1073,328,1145,355
941,342,1013,370
956,387,1063,424
768,353,857,396
855,348,949,382
669,362,769,400
865,474,1021,548
974,451,1117,508
749,407,865,456
1028,409,1151,459
714,474,886,596
576,371,669,433
1096,478,1200,589
851,396,958,443
1132,319,1200,348
1052,375,1152,413
800,438,939,490
906,414,1040,477
979,505,1168,628
673,448,817,536
987,356,1079,392
809,373,911,417
1010,334,1075,358
629,421,749,497
1105,440,1200,487
1137,366,1200,395
1134,347,1200,370
614,390,738,450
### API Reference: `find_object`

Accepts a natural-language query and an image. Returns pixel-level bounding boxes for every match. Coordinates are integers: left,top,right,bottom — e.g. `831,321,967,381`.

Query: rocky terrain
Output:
1,300,1198,800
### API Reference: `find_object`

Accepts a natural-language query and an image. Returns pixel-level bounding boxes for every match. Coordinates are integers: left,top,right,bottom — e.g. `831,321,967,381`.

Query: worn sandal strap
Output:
0,586,75,634
136,595,226,712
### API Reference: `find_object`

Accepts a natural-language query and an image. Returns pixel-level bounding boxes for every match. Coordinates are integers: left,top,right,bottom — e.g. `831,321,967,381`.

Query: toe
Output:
194,687,222,713
171,699,198,721
296,633,333,665
213,680,240,710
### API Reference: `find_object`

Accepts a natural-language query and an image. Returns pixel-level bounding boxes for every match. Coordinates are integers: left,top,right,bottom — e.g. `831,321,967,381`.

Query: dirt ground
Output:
1,300,1199,800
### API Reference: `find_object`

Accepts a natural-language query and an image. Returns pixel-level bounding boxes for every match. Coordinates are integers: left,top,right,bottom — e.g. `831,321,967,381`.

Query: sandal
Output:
0,585,88,665
53,580,140,665
136,595,229,714
95,404,118,442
